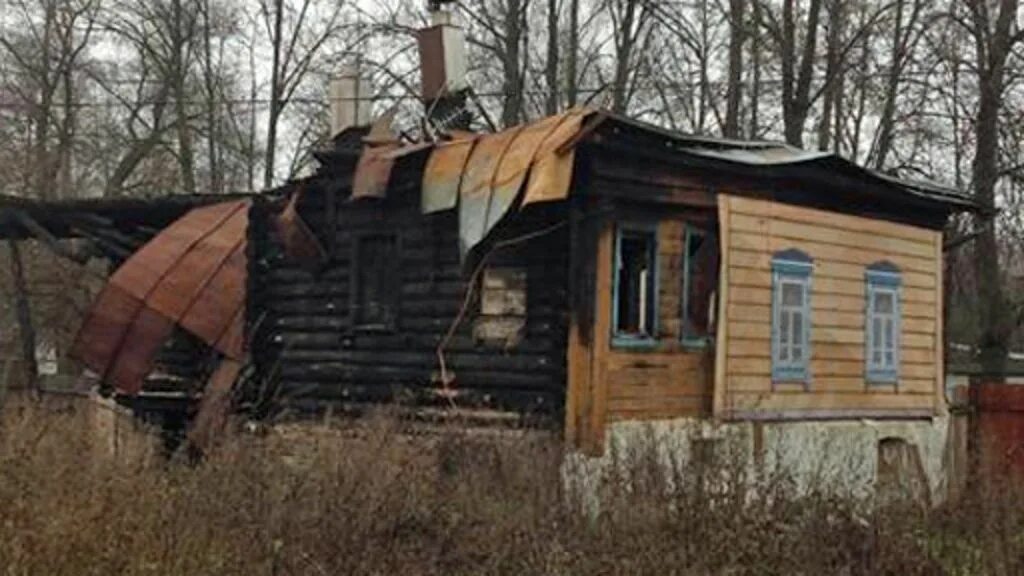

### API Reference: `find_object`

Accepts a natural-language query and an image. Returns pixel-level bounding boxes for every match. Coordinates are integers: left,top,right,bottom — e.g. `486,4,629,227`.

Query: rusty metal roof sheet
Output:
422,136,478,214
352,143,399,199
275,186,326,265
521,107,591,206
71,200,250,394
458,125,524,256
489,112,572,230
419,108,594,256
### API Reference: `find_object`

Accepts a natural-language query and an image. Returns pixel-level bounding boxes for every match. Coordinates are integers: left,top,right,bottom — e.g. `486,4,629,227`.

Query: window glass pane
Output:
772,257,812,380
782,281,803,306
875,290,894,314
885,318,896,357
866,272,901,380
616,232,655,336
872,317,882,354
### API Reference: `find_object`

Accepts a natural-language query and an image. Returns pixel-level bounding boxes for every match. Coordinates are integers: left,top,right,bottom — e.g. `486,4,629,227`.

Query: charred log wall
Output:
249,181,569,422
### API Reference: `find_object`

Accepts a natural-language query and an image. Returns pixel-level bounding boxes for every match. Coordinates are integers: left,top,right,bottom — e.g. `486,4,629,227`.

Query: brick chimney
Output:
417,1,471,130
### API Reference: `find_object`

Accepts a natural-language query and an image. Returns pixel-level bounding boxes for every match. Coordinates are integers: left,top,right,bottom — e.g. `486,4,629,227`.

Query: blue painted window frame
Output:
771,250,813,384
612,223,659,348
681,224,711,348
865,262,902,384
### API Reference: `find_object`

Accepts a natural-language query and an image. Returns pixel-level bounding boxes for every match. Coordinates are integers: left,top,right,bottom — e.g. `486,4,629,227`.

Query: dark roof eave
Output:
592,113,979,215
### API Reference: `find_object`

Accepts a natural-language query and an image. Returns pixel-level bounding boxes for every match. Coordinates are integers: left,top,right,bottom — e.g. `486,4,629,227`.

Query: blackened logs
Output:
251,180,570,419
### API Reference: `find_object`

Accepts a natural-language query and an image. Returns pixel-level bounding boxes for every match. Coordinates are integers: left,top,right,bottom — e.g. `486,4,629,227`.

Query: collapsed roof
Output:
315,107,977,260
0,107,979,399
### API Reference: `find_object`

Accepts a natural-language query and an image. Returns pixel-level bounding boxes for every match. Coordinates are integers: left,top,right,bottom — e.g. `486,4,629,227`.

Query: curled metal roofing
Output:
71,200,250,395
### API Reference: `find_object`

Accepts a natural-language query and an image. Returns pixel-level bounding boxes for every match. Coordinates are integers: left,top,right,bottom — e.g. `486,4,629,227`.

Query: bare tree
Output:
0,0,98,200
724,0,746,138
960,0,1024,373
544,0,560,114
259,0,348,188
869,0,928,169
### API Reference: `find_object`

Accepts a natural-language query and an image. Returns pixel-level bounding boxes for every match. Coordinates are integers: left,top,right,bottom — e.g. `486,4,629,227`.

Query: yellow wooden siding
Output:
603,219,713,423
716,195,942,419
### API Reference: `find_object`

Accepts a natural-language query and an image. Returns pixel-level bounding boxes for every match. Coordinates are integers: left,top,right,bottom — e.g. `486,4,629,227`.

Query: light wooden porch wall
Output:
714,195,944,420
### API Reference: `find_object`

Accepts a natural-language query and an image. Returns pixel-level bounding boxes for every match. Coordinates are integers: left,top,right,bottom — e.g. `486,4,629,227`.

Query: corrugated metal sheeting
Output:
421,107,591,256
71,200,250,394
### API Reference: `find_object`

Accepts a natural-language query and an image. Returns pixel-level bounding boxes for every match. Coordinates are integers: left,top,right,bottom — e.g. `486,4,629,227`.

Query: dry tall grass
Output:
1,399,1022,575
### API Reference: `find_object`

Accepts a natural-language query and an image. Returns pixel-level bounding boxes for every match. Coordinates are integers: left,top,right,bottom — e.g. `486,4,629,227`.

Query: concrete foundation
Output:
567,416,952,504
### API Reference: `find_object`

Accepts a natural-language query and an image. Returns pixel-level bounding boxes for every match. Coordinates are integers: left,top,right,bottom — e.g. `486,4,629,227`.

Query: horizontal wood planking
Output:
729,213,935,260
725,390,935,414
728,287,935,319
252,186,571,417
728,374,934,394
607,396,711,422
729,307,937,330
604,348,711,421
729,195,937,244
729,251,937,289
729,268,935,304
730,232,936,274
726,375,935,395
720,194,941,419
727,338,937,364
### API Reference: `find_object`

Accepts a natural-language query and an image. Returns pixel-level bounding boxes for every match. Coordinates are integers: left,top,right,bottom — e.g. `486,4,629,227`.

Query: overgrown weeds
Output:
1,399,1022,575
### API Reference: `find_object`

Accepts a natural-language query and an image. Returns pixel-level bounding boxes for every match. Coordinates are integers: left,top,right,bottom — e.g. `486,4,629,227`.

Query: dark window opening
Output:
614,227,657,342
353,234,399,329
682,225,719,344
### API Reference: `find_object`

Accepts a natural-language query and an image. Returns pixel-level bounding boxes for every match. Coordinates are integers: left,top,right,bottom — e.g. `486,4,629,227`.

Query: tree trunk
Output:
264,0,284,189
749,0,762,136
724,0,745,138
566,0,579,107
611,0,640,114
501,0,524,127
816,0,843,151
971,0,1019,376
872,0,921,169
780,0,823,147
545,0,560,115
172,0,197,195
203,0,222,194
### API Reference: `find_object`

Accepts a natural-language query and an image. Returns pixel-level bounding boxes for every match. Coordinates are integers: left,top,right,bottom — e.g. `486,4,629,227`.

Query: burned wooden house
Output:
2,105,976,473
0,4,981,494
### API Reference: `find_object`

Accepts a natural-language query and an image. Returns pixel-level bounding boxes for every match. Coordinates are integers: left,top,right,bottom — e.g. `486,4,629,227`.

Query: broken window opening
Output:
682,224,719,346
352,233,399,330
613,225,658,346
474,267,527,348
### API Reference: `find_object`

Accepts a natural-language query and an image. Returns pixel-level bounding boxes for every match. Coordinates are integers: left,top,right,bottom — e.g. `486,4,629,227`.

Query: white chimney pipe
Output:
329,64,372,136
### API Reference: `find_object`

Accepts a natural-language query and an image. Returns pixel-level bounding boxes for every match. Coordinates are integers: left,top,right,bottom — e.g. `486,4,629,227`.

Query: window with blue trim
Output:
613,225,658,346
771,249,812,383
866,262,901,383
